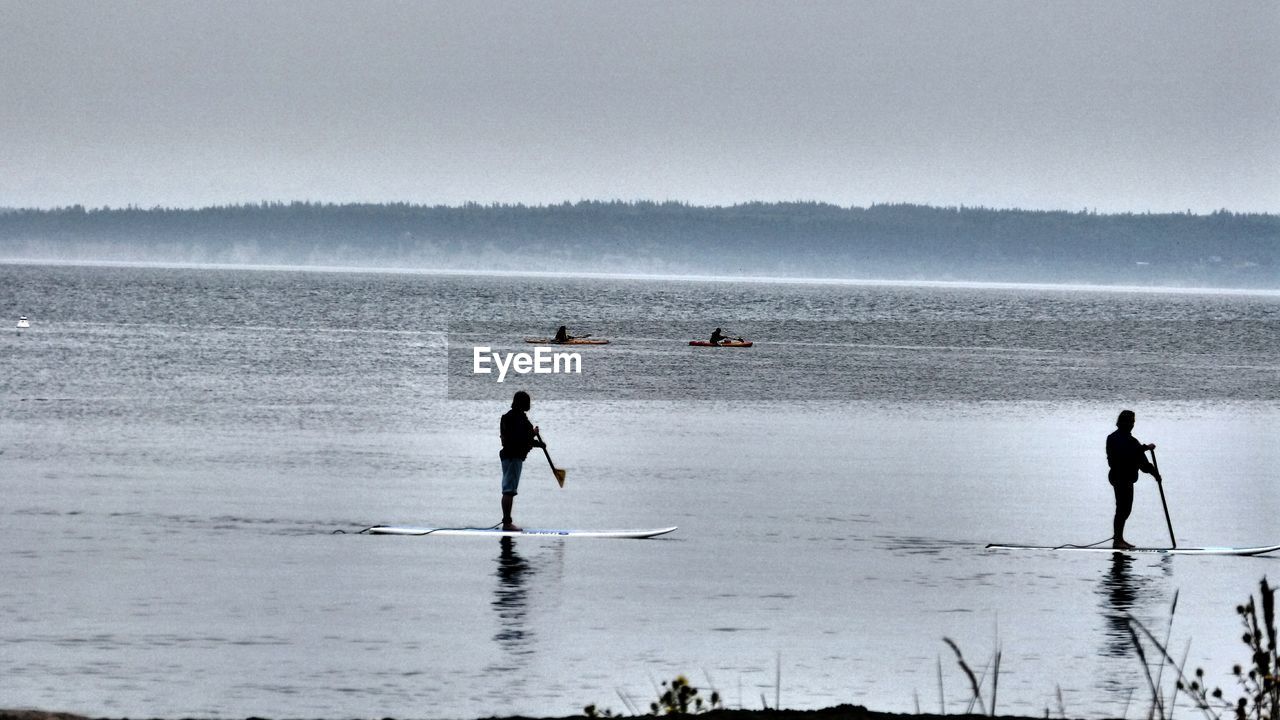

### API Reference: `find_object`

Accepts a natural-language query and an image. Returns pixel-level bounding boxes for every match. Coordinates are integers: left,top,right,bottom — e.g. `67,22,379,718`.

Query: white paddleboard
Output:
986,543,1280,556
366,525,678,539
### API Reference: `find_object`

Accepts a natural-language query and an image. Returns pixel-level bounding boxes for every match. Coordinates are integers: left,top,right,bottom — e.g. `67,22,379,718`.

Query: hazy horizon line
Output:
3,198,1277,218
5,257,1278,298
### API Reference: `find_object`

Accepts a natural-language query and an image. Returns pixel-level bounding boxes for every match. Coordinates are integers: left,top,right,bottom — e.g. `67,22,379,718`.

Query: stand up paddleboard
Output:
986,450,1280,557
365,525,677,539
985,543,1280,556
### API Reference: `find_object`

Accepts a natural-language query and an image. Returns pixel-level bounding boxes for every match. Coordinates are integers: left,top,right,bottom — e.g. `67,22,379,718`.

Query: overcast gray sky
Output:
1,0,1276,212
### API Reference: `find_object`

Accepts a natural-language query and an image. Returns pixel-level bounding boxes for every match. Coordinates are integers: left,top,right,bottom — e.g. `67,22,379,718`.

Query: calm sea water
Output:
2,263,1278,719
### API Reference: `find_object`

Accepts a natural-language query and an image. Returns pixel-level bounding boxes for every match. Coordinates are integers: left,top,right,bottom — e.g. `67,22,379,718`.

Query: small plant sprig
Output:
584,674,721,717
1129,577,1277,720
1178,577,1277,720
942,636,1003,716
649,674,722,715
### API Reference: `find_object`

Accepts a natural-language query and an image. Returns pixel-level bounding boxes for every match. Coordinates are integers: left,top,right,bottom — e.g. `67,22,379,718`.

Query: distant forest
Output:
1,201,1277,287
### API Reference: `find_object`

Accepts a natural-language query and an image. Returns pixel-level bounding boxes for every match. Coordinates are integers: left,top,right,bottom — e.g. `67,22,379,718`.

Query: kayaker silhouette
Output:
709,328,738,345
1105,409,1160,549
553,325,577,343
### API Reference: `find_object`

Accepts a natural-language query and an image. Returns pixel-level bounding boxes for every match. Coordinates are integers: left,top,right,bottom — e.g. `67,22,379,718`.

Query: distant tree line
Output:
0,200,1276,287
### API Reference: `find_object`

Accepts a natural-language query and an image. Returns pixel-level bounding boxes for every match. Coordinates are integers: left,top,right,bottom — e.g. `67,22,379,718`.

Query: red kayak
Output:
688,340,753,347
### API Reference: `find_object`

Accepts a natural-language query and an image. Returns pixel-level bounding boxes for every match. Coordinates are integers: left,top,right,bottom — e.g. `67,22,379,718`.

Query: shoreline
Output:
0,708,1064,720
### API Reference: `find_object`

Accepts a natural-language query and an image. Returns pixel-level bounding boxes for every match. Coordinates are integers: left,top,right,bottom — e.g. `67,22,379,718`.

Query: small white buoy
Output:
16,316,29,330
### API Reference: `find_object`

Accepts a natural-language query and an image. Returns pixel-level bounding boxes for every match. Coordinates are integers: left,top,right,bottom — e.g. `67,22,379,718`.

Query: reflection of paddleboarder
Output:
499,391,545,531
493,537,532,650
1106,410,1161,549
1099,553,1138,656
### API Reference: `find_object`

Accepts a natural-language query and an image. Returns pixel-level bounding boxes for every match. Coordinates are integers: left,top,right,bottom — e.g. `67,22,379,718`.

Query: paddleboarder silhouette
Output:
499,390,545,531
1105,410,1161,549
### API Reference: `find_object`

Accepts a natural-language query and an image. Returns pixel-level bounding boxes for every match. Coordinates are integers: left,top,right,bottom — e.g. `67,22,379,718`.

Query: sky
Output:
1,0,1277,213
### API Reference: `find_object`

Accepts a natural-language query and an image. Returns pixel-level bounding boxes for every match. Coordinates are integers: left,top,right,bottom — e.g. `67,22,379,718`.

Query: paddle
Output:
537,431,566,487
1149,448,1176,549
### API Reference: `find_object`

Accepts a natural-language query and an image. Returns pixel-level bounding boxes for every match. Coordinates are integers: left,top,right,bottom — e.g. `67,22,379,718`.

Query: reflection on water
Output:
1097,552,1173,656
489,537,566,671
486,537,567,709
493,537,536,657
1095,552,1174,707
1099,553,1142,658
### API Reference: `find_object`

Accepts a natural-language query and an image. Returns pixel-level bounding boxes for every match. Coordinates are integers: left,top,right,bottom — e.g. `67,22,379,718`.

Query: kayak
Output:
364,525,677,539
524,337,610,345
689,340,753,347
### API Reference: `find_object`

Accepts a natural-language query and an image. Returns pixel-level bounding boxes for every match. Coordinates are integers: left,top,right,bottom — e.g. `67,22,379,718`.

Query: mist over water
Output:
3,202,1277,289
2,263,1278,719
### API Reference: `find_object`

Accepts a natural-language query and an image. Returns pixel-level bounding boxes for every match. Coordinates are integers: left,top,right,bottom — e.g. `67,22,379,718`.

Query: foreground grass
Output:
4,578,1272,720
0,708,1057,720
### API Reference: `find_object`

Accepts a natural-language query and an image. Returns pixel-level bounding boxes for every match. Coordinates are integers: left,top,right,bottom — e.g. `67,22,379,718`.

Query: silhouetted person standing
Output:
499,391,544,531
1106,409,1160,549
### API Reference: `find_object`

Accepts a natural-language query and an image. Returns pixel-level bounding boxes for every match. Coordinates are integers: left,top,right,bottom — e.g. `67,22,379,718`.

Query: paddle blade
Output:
554,468,566,487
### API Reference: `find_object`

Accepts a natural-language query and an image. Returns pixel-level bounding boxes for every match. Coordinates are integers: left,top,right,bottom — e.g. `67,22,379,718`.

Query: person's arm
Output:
522,417,545,450
1134,438,1159,478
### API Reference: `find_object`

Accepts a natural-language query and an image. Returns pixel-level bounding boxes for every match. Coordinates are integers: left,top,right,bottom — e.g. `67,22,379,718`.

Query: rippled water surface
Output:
2,263,1278,718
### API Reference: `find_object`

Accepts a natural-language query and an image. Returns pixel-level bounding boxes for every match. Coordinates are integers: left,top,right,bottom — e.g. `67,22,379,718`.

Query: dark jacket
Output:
500,409,539,460
1106,429,1155,484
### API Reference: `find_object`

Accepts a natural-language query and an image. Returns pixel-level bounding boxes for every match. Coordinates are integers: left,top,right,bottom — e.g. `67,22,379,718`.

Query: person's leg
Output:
1112,480,1134,548
501,458,523,530
501,493,516,529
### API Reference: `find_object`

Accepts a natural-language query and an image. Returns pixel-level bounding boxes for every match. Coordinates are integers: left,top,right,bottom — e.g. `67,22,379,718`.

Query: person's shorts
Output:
501,457,523,495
